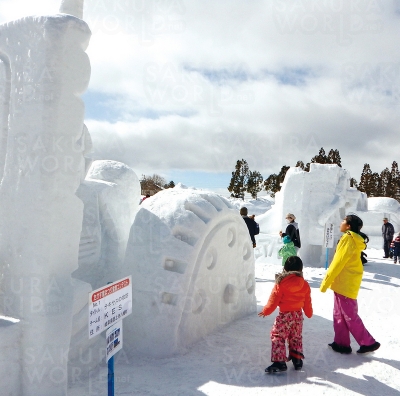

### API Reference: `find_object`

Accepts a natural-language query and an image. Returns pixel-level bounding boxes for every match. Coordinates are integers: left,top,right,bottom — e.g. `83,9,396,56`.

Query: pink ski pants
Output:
333,292,375,347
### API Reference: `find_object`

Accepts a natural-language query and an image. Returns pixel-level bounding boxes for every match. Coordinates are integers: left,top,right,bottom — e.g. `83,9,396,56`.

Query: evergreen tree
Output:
380,167,392,197
304,162,310,172
327,149,342,167
263,174,279,198
295,161,305,170
390,161,400,201
350,178,358,188
278,165,290,185
358,164,372,195
370,172,380,197
228,159,249,199
164,181,175,189
247,170,263,199
310,147,329,164
264,165,290,198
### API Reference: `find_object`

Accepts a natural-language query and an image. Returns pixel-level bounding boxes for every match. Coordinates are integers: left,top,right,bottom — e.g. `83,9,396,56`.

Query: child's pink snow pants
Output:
333,292,375,347
270,310,304,362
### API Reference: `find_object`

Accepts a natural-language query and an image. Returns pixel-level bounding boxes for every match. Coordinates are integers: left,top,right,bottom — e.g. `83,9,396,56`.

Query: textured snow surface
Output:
69,249,400,396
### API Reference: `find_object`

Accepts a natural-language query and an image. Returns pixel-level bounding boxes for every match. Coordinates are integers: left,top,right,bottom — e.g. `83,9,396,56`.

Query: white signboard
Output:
324,223,335,248
106,321,123,362
88,276,132,339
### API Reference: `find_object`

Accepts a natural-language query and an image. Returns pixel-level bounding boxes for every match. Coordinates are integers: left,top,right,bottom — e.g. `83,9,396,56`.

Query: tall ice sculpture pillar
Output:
0,5,91,395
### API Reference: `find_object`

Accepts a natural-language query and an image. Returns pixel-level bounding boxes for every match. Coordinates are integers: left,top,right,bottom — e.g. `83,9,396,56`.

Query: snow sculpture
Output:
68,160,140,382
122,187,256,357
74,160,141,289
361,197,400,248
0,316,21,396
257,164,367,267
0,10,91,396
60,0,84,19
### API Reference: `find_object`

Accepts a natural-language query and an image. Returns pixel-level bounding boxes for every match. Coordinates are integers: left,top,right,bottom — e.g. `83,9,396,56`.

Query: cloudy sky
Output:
1,0,400,195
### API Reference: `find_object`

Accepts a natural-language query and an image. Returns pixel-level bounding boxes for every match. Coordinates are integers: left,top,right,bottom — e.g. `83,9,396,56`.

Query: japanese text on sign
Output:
324,223,334,248
88,276,132,339
106,322,123,362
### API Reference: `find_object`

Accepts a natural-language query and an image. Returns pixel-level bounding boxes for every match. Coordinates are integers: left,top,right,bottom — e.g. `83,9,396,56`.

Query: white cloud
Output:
2,0,400,188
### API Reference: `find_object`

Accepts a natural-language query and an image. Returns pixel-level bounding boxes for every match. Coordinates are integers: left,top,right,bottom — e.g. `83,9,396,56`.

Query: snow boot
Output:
356,342,380,354
289,356,303,370
265,361,287,373
328,342,352,354
288,350,304,370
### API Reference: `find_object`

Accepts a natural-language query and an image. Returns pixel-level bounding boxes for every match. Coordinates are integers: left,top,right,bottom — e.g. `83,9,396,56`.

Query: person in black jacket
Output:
240,207,259,248
279,213,301,250
382,217,395,258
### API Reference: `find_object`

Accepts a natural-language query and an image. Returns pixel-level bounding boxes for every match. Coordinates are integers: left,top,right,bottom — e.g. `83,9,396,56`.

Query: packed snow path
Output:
69,249,400,395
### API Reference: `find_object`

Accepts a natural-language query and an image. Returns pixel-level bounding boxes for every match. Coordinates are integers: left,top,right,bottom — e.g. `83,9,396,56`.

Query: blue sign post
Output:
108,356,114,396
89,277,131,396
325,248,329,270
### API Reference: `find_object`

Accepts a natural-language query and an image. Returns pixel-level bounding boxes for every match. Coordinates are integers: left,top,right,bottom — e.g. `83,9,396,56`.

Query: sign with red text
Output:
88,276,132,339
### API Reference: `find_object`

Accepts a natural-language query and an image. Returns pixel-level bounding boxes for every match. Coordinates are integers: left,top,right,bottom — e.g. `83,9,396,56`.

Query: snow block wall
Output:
122,187,256,357
0,14,91,396
258,164,367,267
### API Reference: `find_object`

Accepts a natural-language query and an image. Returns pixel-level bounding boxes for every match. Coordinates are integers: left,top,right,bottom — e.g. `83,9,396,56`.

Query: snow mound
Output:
368,197,400,213
227,197,273,216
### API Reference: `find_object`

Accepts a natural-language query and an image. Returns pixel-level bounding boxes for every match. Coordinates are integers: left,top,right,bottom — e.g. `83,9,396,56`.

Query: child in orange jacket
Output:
258,256,313,373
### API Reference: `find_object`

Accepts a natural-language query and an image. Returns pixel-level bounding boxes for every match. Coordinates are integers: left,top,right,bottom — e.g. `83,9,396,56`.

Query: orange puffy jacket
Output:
261,272,313,318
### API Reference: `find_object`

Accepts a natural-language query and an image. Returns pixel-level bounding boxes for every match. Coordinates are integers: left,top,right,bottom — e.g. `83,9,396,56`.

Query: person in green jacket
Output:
320,214,380,354
278,236,297,266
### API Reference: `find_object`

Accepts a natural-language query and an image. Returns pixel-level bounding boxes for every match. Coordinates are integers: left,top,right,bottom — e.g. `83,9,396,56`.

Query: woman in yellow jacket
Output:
320,214,380,354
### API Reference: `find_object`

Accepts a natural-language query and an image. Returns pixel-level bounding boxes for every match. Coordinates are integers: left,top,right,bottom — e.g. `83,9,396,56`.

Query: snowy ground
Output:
69,249,400,396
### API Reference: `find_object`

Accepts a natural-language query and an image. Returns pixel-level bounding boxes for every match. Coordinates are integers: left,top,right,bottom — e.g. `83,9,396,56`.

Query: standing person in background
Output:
320,214,380,355
382,217,394,258
280,213,301,250
240,207,259,248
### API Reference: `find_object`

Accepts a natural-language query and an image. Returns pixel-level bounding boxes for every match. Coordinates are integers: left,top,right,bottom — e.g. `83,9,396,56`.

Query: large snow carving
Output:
257,164,368,267
122,187,256,357
0,12,91,396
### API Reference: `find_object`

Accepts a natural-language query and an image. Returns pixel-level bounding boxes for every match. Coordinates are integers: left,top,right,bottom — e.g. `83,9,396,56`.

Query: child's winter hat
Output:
283,235,291,244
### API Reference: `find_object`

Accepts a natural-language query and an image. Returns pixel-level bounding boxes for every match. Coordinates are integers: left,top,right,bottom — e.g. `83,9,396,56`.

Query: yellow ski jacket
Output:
320,231,366,299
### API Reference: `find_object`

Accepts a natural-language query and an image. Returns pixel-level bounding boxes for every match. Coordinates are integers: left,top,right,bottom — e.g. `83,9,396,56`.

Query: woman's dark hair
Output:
345,214,369,243
284,256,303,272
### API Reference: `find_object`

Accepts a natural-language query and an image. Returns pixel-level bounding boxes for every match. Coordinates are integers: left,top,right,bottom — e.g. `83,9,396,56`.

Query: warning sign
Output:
88,276,132,339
